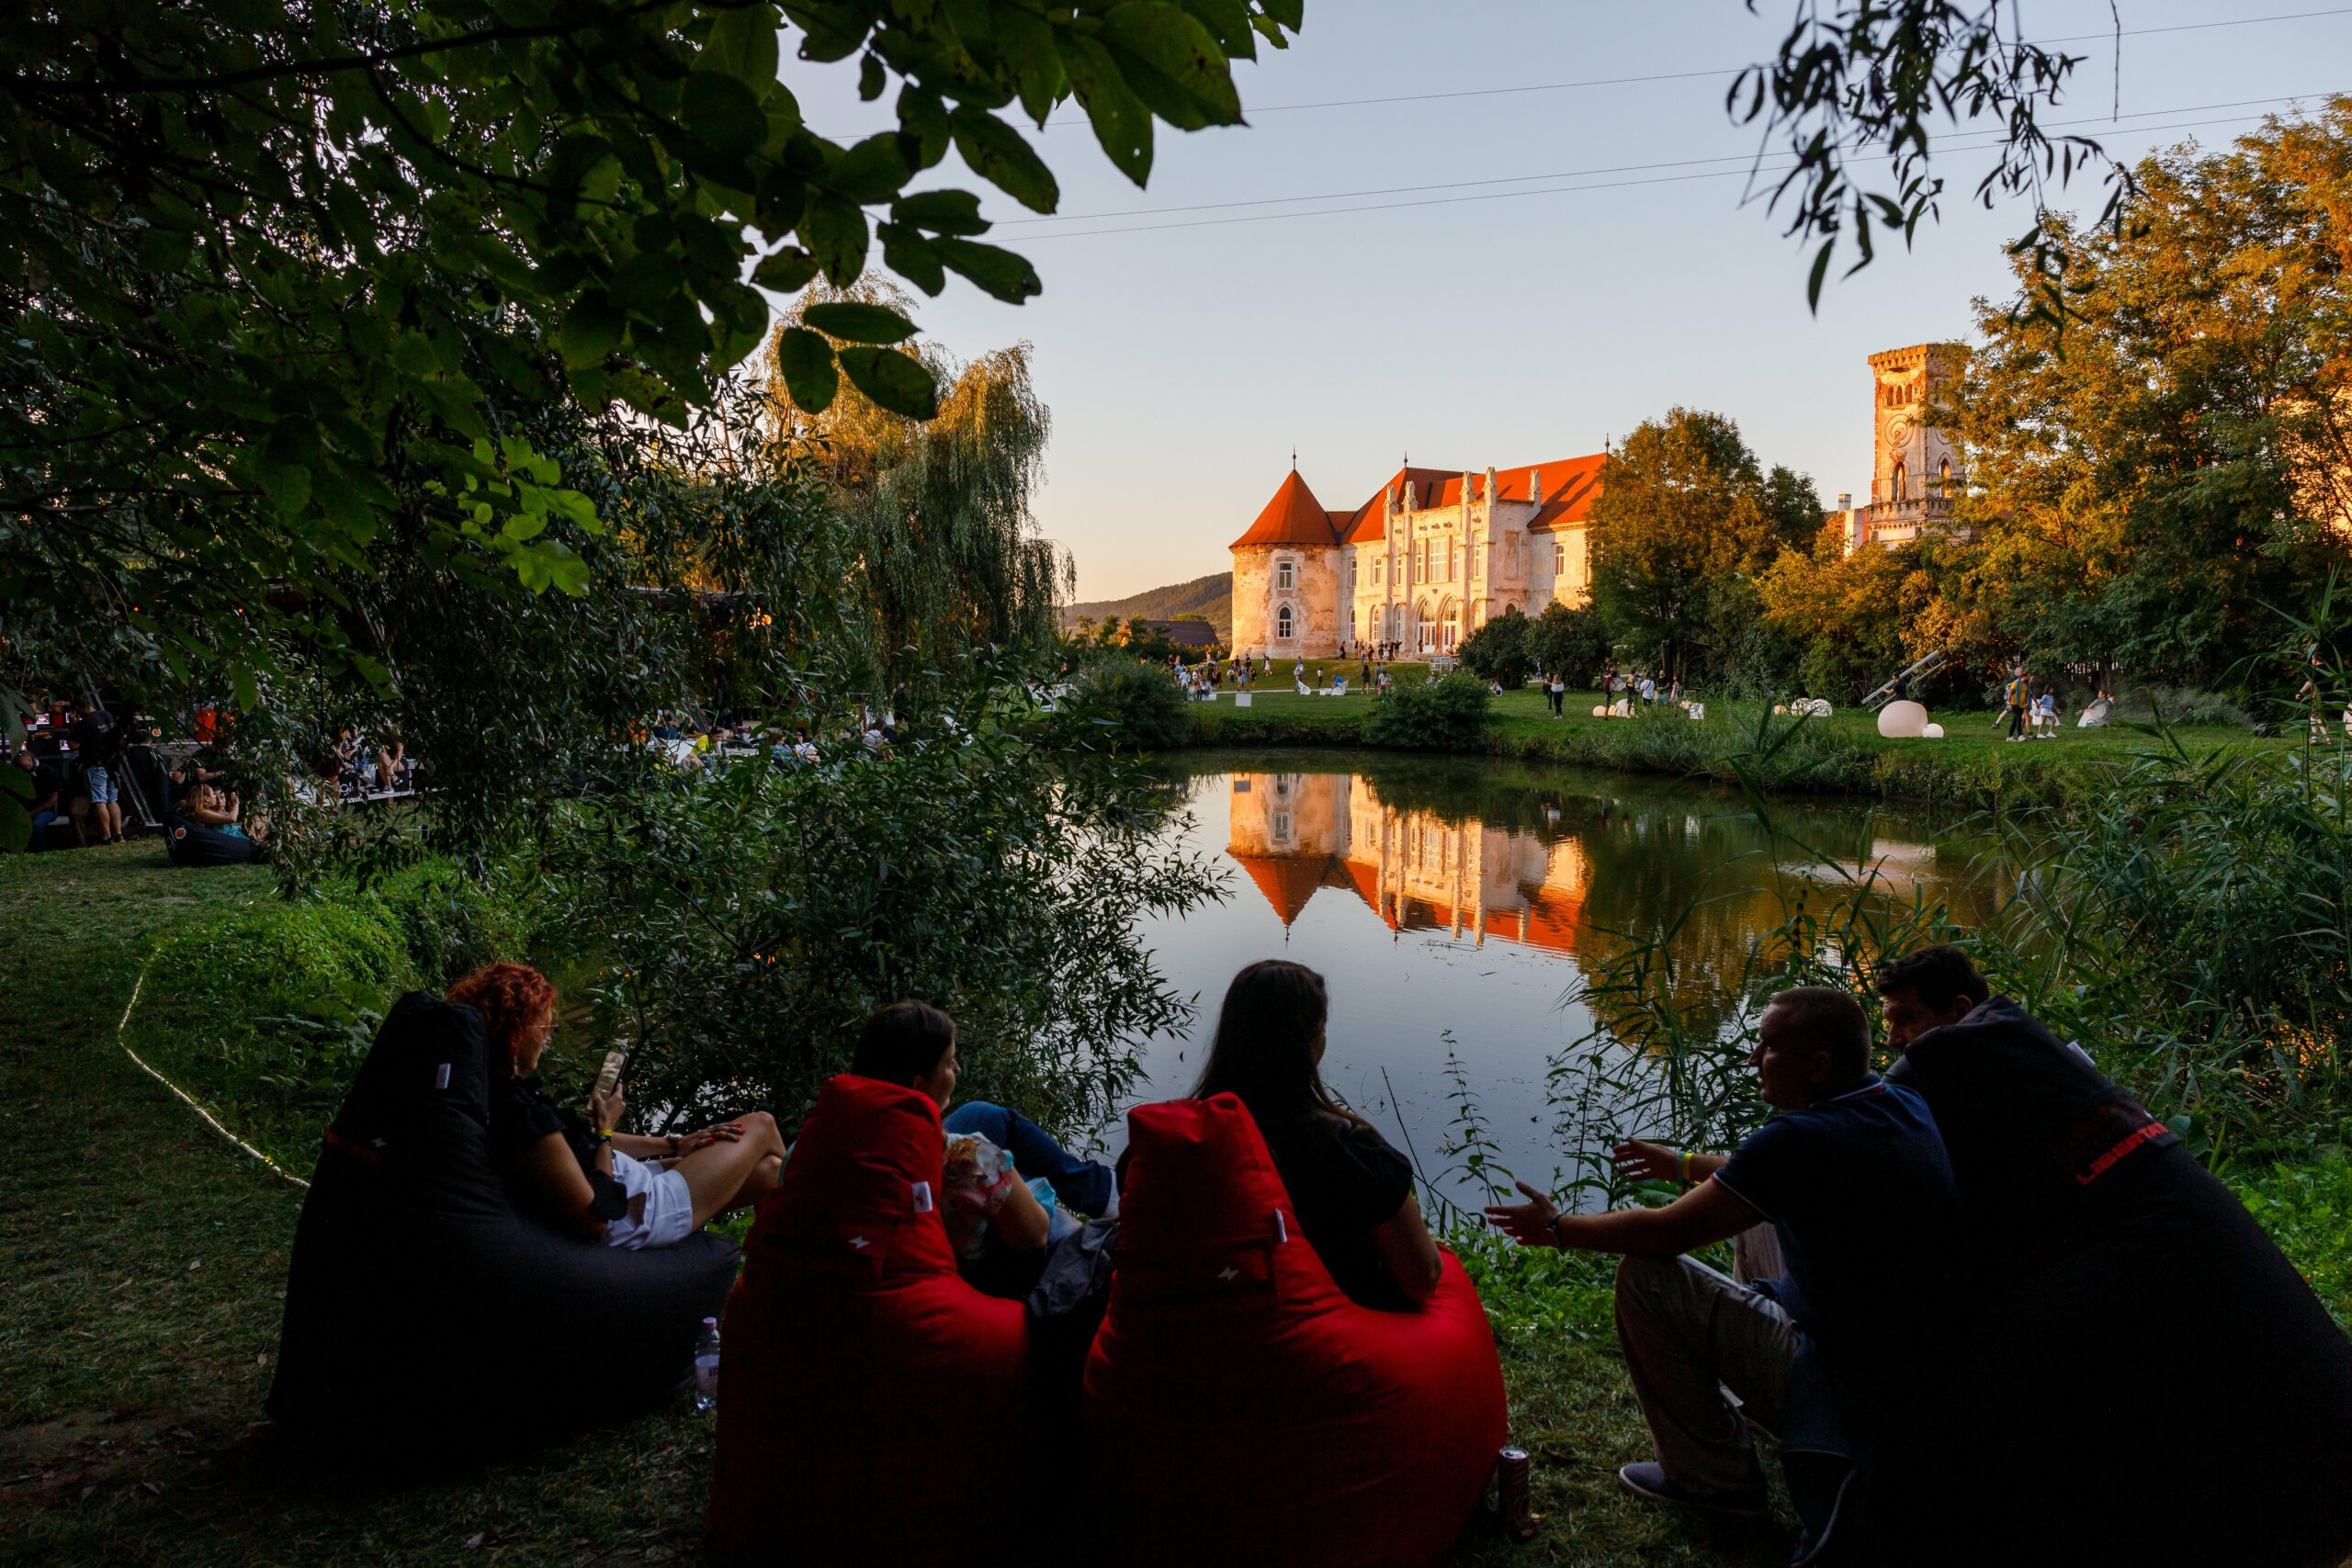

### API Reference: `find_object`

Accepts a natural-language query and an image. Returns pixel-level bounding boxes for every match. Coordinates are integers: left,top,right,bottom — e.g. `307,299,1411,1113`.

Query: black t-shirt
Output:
71,711,120,765
1255,1114,1416,1312
1713,1076,1959,1428
487,1075,628,1221
1886,996,2177,1279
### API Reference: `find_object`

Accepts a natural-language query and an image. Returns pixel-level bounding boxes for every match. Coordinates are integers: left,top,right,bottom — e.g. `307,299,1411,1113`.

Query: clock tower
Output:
1864,343,1968,547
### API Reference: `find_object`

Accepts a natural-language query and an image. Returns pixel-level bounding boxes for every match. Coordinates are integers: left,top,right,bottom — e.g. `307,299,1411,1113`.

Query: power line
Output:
1033,6,2352,123
1000,92,2332,228
1012,107,2312,243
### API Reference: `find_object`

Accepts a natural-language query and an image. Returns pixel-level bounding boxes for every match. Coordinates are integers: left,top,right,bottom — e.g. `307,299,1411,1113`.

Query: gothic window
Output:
1938,457,1951,491
1276,559,1295,591
1347,605,1357,642
1892,461,1909,502
1276,604,1294,640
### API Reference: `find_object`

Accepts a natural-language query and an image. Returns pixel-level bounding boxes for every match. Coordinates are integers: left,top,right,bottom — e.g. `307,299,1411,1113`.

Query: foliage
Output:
0,0,1300,790
2237,1155,2352,1325
1758,528,1973,704
1525,602,1613,690
1364,672,1491,751
1049,653,1192,752
1943,103,2352,690
1456,606,1535,689
366,859,537,990
1587,410,1815,683
547,718,1222,1136
1734,0,2132,315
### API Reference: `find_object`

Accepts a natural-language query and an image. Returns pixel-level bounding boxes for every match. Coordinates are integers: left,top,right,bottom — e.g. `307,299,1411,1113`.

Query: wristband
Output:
593,1127,614,1141
667,1134,682,1158
1548,1211,1568,1245
1677,1150,1692,1187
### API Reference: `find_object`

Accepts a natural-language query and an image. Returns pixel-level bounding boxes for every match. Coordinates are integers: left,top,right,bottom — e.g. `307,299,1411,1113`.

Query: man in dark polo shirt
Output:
1487,987,1957,1556
1875,945,2352,1567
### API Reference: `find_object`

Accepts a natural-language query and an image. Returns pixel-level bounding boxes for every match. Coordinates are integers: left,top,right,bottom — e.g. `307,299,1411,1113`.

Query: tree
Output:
1526,601,1613,690
1758,527,1973,704
1457,606,1535,689
1944,102,2352,692
0,1,1303,748
1587,410,1787,682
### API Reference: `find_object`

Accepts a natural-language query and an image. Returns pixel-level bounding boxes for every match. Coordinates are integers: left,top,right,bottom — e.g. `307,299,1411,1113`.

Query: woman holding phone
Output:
446,964,786,1249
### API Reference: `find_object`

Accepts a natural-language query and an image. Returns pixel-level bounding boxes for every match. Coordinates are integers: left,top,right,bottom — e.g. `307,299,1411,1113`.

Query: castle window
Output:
1892,460,1908,502
1276,604,1294,640
1348,605,1357,641
1554,541,1566,576
1938,457,1951,491
1276,559,1295,591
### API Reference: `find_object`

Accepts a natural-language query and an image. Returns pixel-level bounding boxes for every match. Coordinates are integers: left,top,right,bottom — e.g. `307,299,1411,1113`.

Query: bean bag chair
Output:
707,1075,1032,1566
267,994,737,1460
1083,1094,1508,1568
164,812,266,865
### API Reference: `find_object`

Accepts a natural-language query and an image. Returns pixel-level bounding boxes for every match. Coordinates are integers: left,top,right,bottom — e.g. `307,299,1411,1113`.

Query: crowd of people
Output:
10,694,138,849
378,944,2352,1563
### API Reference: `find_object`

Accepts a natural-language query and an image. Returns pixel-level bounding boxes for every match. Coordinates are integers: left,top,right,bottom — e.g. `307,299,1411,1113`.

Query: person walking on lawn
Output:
2003,668,2030,741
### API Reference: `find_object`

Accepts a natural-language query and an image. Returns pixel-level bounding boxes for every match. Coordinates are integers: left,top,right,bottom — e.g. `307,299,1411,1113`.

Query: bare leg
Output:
673,1111,789,1228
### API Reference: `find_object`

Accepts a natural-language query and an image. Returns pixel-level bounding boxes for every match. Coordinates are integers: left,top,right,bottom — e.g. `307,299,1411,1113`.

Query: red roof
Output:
1231,470,1340,550
1309,455,1609,547
1232,853,1337,925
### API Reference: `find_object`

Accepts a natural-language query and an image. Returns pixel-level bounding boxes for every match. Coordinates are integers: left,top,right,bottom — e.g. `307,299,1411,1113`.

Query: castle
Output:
1228,344,1965,660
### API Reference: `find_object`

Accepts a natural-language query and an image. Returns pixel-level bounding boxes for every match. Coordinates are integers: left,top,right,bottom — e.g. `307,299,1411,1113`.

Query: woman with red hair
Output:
447,963,786,1248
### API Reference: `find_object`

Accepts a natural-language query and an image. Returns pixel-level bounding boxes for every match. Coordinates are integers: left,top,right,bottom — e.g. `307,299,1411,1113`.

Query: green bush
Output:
1049,654,1190,751
1457,607,1534,689
1366,672,1491,750
2235,1155,2352,1325
369,859,534,988
123,899,415,1168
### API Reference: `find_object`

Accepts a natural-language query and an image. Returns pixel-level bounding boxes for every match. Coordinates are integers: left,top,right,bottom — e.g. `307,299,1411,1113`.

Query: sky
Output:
774,2,2352,601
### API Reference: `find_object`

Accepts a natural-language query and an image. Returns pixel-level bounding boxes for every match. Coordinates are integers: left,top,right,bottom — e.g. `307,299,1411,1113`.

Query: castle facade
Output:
1229,344,1964,660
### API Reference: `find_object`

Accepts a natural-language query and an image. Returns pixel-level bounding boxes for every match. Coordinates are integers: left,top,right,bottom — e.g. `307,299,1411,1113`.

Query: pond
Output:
1110,750,1998,1211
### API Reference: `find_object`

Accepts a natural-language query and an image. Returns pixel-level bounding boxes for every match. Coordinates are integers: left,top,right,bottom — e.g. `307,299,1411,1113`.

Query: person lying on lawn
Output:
448,963,786,1250
1484,987,1959,1557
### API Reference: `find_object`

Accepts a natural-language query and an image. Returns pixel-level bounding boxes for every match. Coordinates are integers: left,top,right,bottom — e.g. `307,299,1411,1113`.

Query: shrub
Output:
1049,654,1190,751
369,859,535,988
1366,673,1491,750
1526,602,1611,689
1457,607,1534,689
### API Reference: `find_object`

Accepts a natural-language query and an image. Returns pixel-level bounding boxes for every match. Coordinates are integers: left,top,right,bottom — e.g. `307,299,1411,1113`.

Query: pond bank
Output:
3,848,2341,1565
1182,686,2281,813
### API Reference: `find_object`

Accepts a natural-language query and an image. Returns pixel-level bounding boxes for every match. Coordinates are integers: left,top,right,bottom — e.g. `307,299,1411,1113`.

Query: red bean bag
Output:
1083,1094,1509,1567
707,1075,1032,1565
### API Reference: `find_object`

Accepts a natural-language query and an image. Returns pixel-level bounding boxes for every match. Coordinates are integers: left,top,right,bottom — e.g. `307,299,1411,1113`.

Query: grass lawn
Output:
5,849,2343,1565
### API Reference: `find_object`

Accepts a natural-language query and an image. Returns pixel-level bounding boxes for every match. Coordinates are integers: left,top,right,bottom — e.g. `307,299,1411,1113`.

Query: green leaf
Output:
558,291,626,369
1100,3,1241,130
799,194,870,286
933,237,1042,304
948,107,1059,214
802,301,919,344
705,4,781,96
890,188,989,236
878,222,947,296
1058,34,1154,185
775,326,841,412
827,132,912,204
896,85,952,168
681,71,770,158
1261,0,1304,29
752,245,821,292
858,51,887,101
837,345,940,419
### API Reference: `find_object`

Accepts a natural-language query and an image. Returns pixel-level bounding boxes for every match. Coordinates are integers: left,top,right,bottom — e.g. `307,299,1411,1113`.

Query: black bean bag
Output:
267,993,738,1459
1885,998,2352,1566
164,813,265,865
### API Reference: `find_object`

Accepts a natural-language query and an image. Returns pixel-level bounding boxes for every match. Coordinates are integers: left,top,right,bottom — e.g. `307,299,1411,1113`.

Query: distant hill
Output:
1062,571,1231,642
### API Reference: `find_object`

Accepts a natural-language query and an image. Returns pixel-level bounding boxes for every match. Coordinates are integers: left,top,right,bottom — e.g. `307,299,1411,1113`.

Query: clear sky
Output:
775,2,2352,600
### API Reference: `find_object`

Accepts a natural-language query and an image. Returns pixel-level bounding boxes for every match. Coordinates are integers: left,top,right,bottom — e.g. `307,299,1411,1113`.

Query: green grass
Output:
4,848,2344,1564
1186,685,2285,810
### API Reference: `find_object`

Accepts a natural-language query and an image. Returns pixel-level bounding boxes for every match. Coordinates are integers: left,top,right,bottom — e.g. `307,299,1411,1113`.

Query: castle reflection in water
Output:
1227,771,1590,953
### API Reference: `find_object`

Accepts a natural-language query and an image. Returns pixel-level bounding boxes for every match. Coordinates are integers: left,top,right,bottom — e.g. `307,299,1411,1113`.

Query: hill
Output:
1061,570,1231,641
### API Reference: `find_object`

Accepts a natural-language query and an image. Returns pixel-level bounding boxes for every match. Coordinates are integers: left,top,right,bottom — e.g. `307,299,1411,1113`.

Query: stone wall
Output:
1234,545,1343,659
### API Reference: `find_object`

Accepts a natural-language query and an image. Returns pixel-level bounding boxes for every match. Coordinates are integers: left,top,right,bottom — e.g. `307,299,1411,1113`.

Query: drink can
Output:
1497,1446,1535,1541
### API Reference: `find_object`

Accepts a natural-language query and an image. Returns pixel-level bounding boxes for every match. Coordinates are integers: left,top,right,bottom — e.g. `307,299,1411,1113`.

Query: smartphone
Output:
594,1046,628,1099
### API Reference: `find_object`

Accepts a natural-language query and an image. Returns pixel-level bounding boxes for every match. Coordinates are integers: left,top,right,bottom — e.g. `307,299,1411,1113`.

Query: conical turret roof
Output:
1231,469,1340,550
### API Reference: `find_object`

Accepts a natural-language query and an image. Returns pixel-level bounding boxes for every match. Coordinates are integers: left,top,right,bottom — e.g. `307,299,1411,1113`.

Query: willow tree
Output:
763,285,1063,704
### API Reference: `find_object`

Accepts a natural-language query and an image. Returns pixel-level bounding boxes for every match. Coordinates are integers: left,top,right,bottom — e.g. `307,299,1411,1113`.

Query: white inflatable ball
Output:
1877,699,1929,739
1772,703,1789,715
1921,722,1945,739
1591,705,1608,718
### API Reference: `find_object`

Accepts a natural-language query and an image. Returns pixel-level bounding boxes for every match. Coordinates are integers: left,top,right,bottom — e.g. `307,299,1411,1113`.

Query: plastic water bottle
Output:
692,1317,720,1413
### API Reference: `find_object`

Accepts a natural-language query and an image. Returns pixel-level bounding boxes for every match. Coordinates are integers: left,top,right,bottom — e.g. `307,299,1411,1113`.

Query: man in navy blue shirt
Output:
1487,986,1957,1549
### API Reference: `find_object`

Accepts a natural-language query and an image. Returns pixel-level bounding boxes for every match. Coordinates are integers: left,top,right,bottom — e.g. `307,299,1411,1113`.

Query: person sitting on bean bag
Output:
850,998,1113,1297
1182,959,1441,1309
447,963,786,1248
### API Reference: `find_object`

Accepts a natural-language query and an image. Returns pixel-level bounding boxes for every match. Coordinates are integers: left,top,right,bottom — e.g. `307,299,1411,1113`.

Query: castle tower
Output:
1229,468,1342,658
1863,343,1968,546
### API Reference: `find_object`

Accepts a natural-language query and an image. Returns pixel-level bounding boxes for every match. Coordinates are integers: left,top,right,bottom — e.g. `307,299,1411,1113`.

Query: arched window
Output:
1938,457,1951,491
1275,604,1294,641
1347,605,1357,642
1892,460,1908,502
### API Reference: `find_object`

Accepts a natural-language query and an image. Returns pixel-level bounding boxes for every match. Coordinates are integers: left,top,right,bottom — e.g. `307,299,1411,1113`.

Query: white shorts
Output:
605,1148,695,1250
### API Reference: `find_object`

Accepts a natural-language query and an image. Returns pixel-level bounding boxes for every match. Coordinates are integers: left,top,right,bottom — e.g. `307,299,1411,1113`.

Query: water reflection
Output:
1119,751,1985,1207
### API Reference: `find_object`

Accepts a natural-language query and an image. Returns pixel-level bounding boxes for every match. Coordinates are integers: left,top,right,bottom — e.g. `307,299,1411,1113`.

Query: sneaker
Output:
1616,1461,1770,1522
